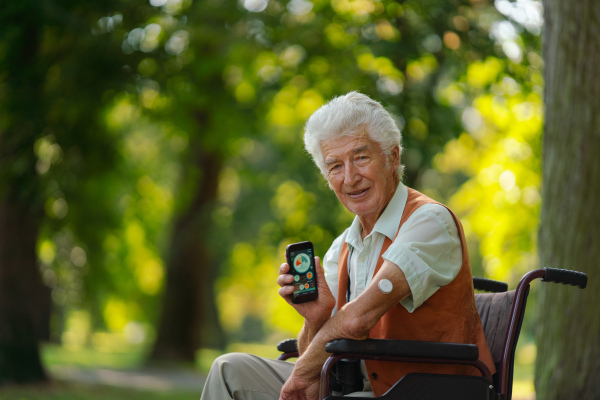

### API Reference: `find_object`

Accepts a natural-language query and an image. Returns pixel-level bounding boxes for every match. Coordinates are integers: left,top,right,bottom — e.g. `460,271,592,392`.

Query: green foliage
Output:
211,0,542,338
2,0,545,364
429,19,543,284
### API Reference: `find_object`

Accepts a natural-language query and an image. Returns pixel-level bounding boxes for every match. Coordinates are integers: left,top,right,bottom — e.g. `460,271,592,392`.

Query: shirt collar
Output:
345,182,408,248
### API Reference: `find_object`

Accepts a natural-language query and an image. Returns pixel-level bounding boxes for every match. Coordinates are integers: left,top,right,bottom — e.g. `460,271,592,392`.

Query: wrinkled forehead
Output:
321,134,382,161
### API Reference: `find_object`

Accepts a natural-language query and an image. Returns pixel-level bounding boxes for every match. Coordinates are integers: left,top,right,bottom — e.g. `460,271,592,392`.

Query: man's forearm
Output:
297,316,329,355
297,324,311,355
294,319,343,379
296,260,412,371
292,300,374,382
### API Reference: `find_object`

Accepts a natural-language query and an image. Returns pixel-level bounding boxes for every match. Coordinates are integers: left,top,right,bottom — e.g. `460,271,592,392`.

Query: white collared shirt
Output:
323,182,463,313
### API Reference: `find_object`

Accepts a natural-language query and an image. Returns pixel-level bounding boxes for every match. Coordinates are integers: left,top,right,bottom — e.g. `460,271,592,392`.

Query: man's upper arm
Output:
382,204,462,312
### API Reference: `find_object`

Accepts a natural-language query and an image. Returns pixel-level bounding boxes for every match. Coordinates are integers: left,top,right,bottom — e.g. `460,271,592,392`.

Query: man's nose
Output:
344,162,360,185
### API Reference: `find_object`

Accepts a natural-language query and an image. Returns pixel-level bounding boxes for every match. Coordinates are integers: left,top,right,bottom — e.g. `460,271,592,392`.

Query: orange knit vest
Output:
336,188,495,396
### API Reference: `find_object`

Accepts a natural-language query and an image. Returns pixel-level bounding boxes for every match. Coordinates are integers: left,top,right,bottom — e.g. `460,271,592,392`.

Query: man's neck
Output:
359,180,399,239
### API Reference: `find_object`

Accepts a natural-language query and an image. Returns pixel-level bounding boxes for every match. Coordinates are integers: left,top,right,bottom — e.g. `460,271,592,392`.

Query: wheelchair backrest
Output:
474,290,516,373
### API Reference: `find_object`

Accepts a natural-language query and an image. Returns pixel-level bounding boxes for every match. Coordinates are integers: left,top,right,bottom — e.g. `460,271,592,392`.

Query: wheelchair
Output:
277,268,588,400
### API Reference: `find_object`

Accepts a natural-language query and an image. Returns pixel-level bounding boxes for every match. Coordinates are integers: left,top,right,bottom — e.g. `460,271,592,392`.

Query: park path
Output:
50,365,534,400
49,364,206,394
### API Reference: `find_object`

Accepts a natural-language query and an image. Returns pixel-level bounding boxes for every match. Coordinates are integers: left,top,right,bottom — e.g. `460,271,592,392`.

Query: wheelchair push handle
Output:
542,268,587,289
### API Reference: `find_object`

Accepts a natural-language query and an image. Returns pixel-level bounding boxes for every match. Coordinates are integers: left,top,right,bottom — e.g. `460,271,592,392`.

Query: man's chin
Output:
346,201,375,216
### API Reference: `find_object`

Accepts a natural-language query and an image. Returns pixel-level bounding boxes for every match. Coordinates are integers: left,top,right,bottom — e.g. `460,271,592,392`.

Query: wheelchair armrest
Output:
325,338,479,361
277,338,298,353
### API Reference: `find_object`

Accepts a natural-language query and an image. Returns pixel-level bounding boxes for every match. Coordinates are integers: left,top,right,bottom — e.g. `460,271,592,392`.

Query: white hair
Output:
303,91,404,179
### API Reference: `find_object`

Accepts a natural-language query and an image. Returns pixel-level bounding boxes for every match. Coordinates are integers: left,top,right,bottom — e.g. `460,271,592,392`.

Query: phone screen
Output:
286,242,318,303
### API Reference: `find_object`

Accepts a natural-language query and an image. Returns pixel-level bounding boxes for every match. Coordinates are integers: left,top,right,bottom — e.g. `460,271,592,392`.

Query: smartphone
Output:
285,241,318,304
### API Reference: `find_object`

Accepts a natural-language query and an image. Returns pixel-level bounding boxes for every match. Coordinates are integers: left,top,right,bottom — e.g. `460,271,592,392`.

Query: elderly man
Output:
200,92,494,400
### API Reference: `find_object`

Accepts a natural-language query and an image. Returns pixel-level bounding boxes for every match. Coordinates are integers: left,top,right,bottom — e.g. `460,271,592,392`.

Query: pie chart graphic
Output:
293,253,311,273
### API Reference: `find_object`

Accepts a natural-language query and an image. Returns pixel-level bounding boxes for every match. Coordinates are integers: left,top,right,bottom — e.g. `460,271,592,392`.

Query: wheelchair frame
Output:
277,268,587,400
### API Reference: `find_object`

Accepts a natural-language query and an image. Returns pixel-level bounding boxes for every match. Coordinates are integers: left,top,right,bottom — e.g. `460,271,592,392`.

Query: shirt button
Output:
359,257,366,262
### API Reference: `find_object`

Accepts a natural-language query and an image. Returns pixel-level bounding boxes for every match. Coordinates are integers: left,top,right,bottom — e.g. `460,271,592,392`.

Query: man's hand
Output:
279,369,321,400
277,257,335,327
279,259,413,400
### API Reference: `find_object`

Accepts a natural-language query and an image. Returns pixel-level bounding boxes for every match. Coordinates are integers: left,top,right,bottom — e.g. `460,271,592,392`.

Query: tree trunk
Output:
0,2,50,383
149,117,226,362
535,1,600,398
0,200,50,383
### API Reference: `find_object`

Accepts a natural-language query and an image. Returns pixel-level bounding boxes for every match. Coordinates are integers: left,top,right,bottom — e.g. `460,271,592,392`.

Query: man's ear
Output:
390,146,400,169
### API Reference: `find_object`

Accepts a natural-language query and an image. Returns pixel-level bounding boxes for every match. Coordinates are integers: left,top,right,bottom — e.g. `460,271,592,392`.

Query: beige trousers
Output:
200,352,374,400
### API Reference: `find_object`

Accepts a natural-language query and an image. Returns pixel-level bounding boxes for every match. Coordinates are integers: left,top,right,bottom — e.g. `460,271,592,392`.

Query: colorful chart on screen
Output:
293,253,311,273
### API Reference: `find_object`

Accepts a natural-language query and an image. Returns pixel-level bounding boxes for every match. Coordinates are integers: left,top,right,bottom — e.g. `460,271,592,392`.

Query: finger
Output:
277,274,295,287
278,284,295,299
279,263,290,275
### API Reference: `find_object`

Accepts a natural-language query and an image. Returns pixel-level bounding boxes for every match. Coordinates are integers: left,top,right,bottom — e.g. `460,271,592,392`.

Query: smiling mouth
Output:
348,188,369,198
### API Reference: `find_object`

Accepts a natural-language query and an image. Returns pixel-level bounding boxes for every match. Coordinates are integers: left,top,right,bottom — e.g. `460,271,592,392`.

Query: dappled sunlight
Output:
272,181,315,231
296,89,325,120
34,135,63,175
216,242,300,338
331,0,385,21
325,22,359,48
3,0,568,394
105,96,141,131
432,57,543,283
406,55,438,83
466,58,504,89
33,88,184,338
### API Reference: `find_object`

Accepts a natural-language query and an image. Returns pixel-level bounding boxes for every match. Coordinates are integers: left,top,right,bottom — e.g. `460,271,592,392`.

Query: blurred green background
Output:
1,0,544,398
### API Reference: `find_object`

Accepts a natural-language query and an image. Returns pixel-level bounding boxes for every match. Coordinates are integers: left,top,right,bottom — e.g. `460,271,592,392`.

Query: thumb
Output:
314,256,325,278
314,256,333,295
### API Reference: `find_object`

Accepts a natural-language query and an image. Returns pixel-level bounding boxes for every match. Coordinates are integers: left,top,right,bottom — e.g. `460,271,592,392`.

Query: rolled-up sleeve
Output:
382,204,463,312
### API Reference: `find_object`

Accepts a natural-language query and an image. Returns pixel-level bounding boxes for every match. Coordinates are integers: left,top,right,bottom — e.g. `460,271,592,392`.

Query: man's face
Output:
322,134,399,227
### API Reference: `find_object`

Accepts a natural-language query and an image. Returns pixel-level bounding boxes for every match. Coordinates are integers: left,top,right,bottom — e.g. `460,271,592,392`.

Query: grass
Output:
42,344,147,370
511,341,536,399
0,381,198,400
0,341,536,399
40,342,281,374
0,343,206,400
